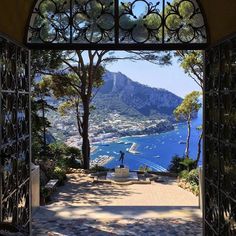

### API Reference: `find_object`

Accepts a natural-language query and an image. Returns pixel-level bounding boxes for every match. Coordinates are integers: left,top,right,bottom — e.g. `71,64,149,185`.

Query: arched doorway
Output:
1,0,235,235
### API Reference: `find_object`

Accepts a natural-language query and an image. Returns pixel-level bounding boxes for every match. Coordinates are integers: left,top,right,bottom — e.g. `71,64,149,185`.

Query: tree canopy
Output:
174,91,201,121
174,91,201,158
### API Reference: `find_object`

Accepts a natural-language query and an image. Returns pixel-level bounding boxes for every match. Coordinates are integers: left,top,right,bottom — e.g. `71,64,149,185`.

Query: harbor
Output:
91,110,202,171
90,155,114,168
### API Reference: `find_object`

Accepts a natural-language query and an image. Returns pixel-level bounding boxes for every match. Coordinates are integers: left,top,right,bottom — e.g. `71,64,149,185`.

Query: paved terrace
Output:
33,172,202,235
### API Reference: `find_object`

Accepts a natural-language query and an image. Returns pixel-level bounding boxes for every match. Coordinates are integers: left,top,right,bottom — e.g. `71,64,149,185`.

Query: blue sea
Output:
91,109,203,172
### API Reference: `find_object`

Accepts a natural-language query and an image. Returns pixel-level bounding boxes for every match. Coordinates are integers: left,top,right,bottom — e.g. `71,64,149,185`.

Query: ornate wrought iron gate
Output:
0,35,31,234
204,35,236,235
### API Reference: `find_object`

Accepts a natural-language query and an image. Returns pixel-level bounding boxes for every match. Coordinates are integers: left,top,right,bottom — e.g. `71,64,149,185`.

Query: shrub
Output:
40,187,51,204
168,155,185,173
178,168,200,196
67,158,81,169
66,146,81,157
56,157,69,169
139,165,152,173
90,165,109,172
186,169,199,186
65,146,82,169
169,155,196,173
52,166,67,184
191,185,200,196
179,158,196,172
48,142,68,159
179,170,189,180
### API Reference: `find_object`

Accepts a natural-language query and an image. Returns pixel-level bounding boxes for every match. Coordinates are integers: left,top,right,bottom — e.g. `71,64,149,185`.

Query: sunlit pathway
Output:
33,172,202,235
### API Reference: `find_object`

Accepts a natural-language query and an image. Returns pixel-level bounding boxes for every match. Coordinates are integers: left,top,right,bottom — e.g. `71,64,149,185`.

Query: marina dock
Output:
90,155,114,167
128,143,140,154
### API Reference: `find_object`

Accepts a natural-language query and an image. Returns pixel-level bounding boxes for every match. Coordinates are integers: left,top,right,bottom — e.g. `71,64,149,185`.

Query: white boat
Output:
154,155,160,158
124,142,132,145
117,141,125,144
178,140,186,144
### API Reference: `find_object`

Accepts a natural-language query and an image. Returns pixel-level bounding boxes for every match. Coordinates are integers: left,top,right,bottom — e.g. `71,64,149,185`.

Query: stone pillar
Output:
31,164,40,214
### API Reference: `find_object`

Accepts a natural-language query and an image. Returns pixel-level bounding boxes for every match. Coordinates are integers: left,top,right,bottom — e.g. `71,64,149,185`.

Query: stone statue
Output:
119,151,125,167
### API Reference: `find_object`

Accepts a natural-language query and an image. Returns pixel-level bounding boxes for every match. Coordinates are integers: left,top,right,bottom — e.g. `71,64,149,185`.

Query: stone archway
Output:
1,0,236,235
2,0,209,235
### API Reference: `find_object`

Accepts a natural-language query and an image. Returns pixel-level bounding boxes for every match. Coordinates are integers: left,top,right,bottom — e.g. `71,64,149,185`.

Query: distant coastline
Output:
91,125,176,147
90,111,202,171
67,120,190,154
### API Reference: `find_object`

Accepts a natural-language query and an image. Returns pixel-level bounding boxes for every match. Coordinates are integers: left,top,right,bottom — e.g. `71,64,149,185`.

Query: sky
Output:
105,52,201,98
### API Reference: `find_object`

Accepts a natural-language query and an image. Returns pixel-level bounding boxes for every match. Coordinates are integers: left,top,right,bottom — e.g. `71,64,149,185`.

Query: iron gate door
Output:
204,35,236,235
0,35,31,234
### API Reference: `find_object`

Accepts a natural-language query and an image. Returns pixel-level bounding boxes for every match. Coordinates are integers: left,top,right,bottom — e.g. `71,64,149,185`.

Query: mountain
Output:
45,71,183,142
92,71,182,118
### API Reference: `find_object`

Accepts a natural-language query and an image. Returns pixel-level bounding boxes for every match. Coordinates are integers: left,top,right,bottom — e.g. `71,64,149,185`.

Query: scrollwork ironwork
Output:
0,36,31,234
119,0,162,43
72,0,115,43
27,0,207,48
164,0,206,43
205,35,236,235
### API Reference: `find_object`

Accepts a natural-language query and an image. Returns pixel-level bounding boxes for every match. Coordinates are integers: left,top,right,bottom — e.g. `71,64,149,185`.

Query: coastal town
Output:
46,110,174,168
48,110,174,148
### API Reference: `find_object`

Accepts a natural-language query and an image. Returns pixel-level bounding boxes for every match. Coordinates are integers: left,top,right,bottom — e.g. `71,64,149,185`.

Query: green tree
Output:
34,79,56,155
42,50,106,169
164,1,204,164
31,83,54,161
31,50,63,161
174,91,201,158
175,50,204,165
175,50,203,89
37,49,171,170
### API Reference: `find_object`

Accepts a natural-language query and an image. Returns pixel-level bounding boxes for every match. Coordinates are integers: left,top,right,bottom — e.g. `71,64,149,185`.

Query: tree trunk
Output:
196,131,203,166
82,98,90,169
185,116,191,158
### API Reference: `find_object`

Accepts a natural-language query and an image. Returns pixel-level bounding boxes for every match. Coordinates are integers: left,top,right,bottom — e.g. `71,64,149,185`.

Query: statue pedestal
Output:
115,166,129,178
106,166,138,183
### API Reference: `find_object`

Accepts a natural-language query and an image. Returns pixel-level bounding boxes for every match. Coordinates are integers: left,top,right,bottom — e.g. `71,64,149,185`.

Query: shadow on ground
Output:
34,205,201,220
33,173,202,235
33,209,202,236
49,174,140,206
